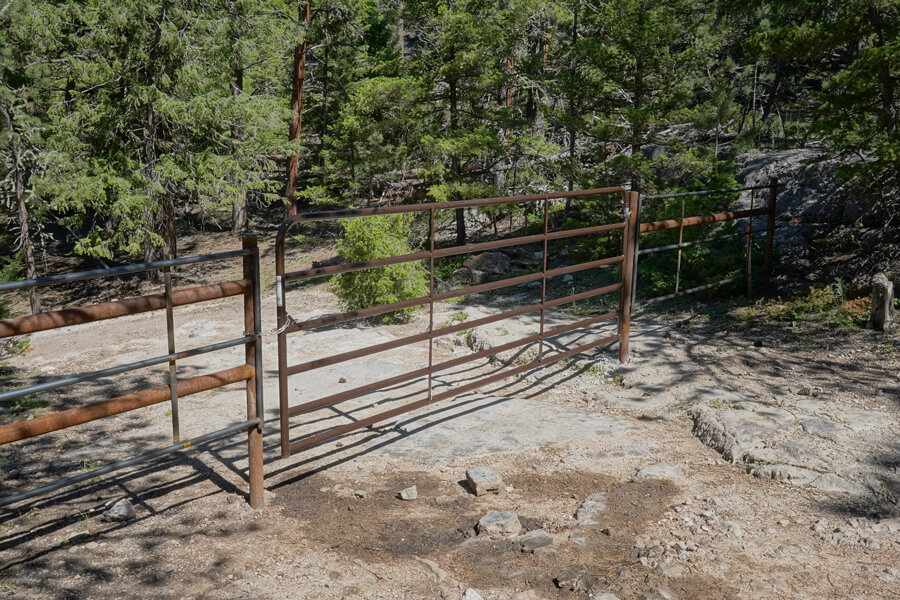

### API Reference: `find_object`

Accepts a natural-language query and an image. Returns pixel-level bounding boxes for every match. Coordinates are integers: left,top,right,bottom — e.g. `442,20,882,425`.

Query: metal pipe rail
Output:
0,237,265,509
274,188,638,458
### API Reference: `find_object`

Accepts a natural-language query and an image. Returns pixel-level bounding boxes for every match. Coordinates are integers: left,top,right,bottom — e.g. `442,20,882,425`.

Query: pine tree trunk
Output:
449,78,466,246
231,34,247,234
1,105,40,314
285,1,312,218
14,150,40,315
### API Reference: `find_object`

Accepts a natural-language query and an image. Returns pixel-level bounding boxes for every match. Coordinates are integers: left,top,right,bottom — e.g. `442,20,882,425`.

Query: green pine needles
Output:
331,214,428,324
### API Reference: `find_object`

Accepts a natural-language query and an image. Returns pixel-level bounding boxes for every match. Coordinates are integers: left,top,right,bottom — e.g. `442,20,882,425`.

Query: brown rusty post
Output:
427,209,435,402
242,235,264,508
764,178,777,289
618,191,638,363
163,267,180,442
539,196,550,361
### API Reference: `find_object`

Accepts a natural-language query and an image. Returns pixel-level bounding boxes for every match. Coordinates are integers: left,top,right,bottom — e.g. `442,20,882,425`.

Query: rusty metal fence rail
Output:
632,179,778,306
275,188,638,458
0,235,264,509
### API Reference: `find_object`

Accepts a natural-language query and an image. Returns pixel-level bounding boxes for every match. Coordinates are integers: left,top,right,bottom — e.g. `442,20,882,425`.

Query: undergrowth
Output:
731,279,869,328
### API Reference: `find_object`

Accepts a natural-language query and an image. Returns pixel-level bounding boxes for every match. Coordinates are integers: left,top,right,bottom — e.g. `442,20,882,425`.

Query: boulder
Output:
868,273,894,331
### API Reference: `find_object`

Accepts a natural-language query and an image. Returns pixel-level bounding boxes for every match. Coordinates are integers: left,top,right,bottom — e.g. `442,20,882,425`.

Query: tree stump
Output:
868,273,895,331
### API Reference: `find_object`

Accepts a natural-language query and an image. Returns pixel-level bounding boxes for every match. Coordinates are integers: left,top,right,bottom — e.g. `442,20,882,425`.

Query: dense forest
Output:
1,0,897,304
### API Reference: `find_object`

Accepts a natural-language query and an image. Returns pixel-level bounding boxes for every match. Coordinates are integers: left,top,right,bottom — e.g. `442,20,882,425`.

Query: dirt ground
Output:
1,230,899,600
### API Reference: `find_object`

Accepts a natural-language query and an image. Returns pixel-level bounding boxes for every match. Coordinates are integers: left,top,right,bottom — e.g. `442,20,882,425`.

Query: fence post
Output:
618,191,639,363
242,234,264,509
630,192,643,308
763,178,778,290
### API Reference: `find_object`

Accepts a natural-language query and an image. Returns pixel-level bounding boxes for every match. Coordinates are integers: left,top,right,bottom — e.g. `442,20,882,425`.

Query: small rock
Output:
462,589,484,600
353,490,366,499
398,485,418,501
67,531,91,545
102,499,136,522
466,466,503,496
338,377,347,384
656,562,684,578
575,493,608,525
554,567,587,591
601,527,616,537
7,469,20,479
569,533,586,546
519,529,553,553
477,511,522,537
797,386,822,397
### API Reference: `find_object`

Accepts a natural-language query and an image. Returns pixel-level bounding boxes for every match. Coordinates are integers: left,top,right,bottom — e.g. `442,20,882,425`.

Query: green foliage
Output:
732,279,869,328
331,214,428,323
0,254,29,362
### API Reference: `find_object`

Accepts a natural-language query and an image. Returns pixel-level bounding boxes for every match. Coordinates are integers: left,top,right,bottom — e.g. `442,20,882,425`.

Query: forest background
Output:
1,0,897,317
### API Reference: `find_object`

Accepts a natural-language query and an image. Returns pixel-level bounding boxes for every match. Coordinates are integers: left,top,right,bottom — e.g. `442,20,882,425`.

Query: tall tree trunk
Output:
1,106,40,314
631,55,645,190
231,17,247,234
449,78,466,246
285,1,312,218
567,0,579,205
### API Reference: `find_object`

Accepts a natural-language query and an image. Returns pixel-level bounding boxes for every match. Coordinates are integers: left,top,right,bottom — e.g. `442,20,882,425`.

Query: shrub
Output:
331,213,428,323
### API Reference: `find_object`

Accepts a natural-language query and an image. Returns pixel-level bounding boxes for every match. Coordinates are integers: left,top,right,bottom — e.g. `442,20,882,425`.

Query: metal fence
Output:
0,236,264,509
274,188,638,458
633,179,778,306
0,180,781,507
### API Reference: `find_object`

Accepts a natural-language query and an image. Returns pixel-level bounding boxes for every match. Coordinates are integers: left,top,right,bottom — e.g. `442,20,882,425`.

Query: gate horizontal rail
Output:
275,188,638,458
0,236,264,509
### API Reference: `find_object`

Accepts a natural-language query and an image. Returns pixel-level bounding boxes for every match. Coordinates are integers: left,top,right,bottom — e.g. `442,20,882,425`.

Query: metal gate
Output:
274,189,638,458
0,236,264,508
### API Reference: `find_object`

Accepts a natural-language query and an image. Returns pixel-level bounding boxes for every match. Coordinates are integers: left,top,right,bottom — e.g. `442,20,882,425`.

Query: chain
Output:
250,315,296,338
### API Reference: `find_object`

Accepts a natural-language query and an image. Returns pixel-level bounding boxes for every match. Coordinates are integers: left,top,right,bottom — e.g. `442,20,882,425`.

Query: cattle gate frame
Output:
274,188,638,459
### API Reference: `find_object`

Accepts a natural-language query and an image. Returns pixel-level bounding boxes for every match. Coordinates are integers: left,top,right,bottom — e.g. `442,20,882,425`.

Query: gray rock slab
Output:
466,466,502,496
378,396,636,462
800,418,849,444
477,511,522,537
690,405,777,463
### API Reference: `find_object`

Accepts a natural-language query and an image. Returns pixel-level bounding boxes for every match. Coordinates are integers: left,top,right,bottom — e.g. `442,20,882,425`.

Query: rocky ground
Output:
0,252,898,599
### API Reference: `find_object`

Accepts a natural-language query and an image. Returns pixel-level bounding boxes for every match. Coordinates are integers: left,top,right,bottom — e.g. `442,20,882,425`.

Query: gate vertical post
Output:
242,234,264,509
763,178,778,289
275,229,290,459
618,191,639,363
630,192,643,307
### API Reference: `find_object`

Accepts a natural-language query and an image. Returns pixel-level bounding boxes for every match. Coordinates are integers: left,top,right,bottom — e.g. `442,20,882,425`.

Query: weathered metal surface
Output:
0,280,250,337
0,365,254,445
